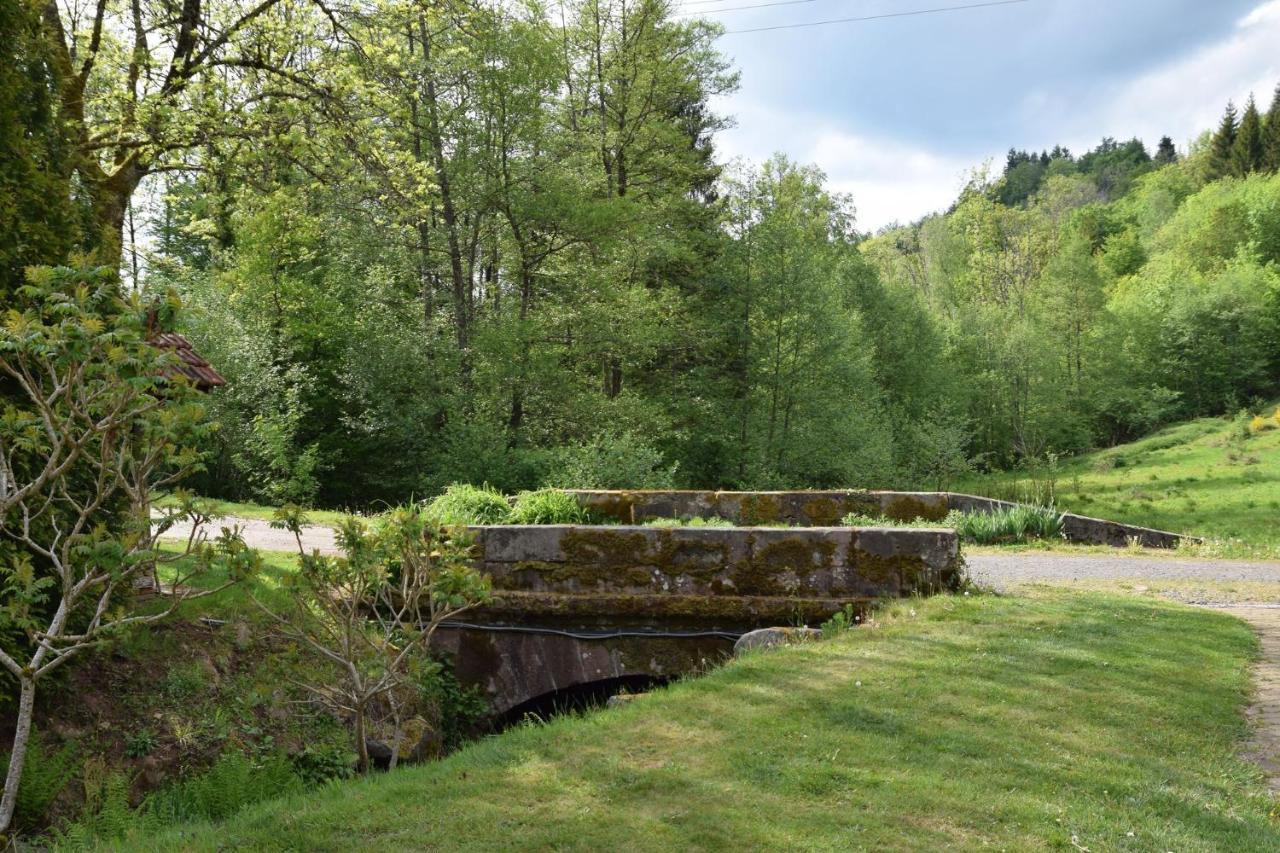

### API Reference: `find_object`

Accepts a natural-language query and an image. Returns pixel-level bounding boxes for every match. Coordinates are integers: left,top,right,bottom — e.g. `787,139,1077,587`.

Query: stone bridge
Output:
433,523,960,718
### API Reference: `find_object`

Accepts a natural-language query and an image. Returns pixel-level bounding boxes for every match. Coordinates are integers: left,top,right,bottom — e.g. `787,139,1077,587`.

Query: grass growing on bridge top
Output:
129,592,1277,851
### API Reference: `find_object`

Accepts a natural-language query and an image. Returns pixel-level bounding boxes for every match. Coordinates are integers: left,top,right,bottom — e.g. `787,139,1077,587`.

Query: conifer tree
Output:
1154,135,1178,165
1263,83,1280,172
1207,101,1238,180
1232,95,1265,176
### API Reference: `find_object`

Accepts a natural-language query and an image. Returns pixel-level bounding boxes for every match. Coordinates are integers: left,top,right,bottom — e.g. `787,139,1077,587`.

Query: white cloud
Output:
717,100,980,231
1029,0,1280,152
715,1,1280,230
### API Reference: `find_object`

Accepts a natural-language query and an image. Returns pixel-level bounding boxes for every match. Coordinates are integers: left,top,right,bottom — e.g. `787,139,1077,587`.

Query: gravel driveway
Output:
967,552,1280,590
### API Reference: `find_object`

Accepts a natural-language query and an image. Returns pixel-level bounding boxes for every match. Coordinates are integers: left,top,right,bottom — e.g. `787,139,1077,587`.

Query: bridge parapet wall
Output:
470,524,961,628
562,490,1189,548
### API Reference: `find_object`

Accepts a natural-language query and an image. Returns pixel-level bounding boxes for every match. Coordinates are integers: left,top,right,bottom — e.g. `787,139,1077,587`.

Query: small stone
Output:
606,693,645,709
734,627,822,656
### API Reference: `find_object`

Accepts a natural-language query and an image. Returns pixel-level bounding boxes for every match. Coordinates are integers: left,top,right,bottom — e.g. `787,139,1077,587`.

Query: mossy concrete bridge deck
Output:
436,523,960,716
565,489,1189,548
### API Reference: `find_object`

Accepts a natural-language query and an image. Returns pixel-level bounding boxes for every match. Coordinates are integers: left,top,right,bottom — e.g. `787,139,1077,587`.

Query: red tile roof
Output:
148,331,226,390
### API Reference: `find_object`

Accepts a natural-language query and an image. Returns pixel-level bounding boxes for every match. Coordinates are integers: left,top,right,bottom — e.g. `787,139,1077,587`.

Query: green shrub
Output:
543,430,677,490
507,489,590,525
289,744,355,788
424,483,512,525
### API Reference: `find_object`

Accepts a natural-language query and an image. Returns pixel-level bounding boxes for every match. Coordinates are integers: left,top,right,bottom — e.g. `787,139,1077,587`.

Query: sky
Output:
702,0,1280,230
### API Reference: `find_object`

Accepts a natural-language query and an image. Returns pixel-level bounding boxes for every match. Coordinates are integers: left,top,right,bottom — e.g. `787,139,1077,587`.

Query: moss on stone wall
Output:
738,493,781,526
884,495,949,522
801,497,843,526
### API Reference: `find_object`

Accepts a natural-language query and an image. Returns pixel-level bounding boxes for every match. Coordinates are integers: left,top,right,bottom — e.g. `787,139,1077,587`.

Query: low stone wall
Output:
469,523,962,626
562,490,1191,548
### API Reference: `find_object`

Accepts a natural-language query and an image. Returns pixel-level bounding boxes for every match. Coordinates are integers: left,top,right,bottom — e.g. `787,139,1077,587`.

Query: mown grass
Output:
128,593,1277,851
959,408,1280,557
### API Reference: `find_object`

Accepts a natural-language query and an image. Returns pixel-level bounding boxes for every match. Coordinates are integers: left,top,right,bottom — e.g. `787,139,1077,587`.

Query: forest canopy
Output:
6,0,1280,508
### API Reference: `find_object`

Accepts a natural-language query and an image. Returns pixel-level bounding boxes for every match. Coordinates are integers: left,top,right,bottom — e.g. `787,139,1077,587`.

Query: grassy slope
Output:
135,593,1276,852
959,409,1280,556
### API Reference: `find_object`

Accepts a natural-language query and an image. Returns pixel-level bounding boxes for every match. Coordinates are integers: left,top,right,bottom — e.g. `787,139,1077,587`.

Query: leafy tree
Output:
38,0,336,266
1233,96,1265,176
1154,136,1178,166
0,267,256,834
1208,102,1239,180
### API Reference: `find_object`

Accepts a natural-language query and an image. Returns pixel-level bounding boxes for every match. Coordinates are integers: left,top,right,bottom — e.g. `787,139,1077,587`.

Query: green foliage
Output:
410,658,489,753
425,484,513,526
57,751,306,847
124,729,158,759
840,512,956,529
643,516,736,528
289,744,356,788
1233,97,1266,177
55,771,139,847
819,604,860,639
4,732,76,831
0,0,80,293
160,664,206,702
267,504,491,771
147,751,303,825
953,505,1065,545
544,431,678,491
841,505,1064,544
1208,102,1239,180
507,490,591,525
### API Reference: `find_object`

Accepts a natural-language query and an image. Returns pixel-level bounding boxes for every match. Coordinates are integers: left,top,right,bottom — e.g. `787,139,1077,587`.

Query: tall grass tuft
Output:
507,489,591,525
424,483,513,525
954,504,1065,544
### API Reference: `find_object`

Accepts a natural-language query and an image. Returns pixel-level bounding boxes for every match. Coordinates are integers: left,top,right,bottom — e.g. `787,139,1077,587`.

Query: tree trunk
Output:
0,676,38,834
354,702,370,773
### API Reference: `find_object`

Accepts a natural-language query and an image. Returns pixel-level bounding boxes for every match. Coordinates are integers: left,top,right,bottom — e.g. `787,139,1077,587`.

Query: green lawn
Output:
128,593,1276,851
959,408,1280,558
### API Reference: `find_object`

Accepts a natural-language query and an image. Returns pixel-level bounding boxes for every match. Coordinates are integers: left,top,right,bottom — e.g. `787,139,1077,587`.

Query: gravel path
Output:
967,552,1280,590
157,514,339,554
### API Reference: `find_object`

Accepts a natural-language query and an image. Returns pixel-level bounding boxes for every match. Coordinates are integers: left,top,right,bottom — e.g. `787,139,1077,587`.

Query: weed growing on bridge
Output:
643,516,737,529
508,489,593,525
425,484,512,525
842,507,1065,545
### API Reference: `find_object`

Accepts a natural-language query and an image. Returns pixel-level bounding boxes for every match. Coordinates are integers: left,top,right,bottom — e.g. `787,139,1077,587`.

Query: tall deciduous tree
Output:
40,0,337,267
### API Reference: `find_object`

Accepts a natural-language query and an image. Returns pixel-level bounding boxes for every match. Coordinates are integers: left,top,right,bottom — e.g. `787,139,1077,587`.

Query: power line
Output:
676,0,826,17
720,0,1029,35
